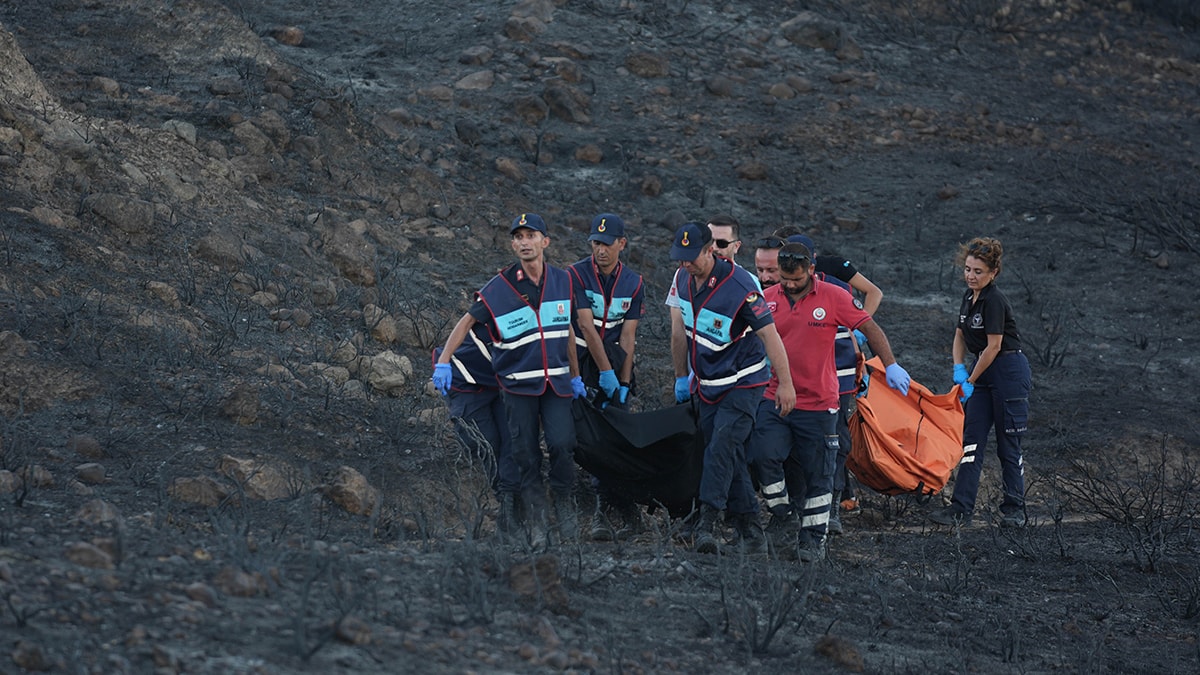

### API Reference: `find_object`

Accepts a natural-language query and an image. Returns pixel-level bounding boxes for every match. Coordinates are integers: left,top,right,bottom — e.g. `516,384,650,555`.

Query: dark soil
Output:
1,0,1198,672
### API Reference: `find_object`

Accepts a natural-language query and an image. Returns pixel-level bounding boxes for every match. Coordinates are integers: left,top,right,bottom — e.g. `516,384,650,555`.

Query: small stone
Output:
185,582,218,608
68,435,104,459
75,463,107,485
65,541,115,569
270,26,304,46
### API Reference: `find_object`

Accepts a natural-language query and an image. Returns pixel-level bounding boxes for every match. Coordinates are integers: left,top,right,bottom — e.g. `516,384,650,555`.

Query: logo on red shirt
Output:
813,307,826,321
767,301,777,313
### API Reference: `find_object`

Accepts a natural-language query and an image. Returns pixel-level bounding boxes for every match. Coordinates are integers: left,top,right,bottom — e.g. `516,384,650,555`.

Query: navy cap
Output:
786,233,816,255
670,222,712,261
588,213,626,245
509,213,547,235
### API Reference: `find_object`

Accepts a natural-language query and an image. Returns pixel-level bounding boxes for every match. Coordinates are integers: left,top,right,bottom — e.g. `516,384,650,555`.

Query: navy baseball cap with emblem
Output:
588,213,626,245
670,222,712,261
786,233,816,254
510,213,548,235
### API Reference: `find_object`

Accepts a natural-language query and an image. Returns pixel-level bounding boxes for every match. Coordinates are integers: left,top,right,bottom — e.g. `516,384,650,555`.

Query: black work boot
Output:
614,502,643,540
553,491,579,544
733,512,768,555
589,494,615,542
827,491,844,535
693,504,720,554
797,528,825,563
497,492,519,540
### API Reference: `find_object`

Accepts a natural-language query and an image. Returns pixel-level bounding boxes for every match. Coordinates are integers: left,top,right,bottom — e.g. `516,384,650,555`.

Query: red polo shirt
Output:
764,277,870,410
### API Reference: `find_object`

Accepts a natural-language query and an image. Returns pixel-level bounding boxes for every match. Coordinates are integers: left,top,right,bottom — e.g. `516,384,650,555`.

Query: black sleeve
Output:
468,298,491,325
819,255,858,284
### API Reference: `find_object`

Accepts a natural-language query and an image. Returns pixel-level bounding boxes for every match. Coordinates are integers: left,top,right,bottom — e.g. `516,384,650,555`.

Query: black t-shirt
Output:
815,254,858,285
957,283,1022,354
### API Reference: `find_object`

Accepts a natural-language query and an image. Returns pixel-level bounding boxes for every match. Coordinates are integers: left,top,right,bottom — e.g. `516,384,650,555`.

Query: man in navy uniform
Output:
568,213,646,540
434,213,587,550
669,222,796,554
431,322,520,535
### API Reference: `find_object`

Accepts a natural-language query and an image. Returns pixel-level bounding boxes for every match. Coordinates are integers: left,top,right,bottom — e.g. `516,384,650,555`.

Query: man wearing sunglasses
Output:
669,223,795,555
755,242,910,562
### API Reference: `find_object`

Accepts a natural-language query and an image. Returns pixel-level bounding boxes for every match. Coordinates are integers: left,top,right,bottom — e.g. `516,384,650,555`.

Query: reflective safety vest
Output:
432,323,498,393
568,258,643,353
676,259,769,402
819,273,860,396
476,264,574,396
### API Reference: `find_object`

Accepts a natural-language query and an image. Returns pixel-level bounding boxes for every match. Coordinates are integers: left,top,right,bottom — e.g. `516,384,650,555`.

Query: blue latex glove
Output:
674,376,691,403
571,376,587,399
856,371,870,399
432,363,452,396
953,363,969,385
853,329,867,348
959,381,974,403
885,363,911,395
618,385,630,404
598,369,619,398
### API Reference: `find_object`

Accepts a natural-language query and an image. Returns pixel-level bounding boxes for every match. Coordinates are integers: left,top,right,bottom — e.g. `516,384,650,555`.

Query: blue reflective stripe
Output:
492,305,539,340
679,298,695,327
586,289,605,316
539,300,571,328
694,307,736,344
605,296,634,321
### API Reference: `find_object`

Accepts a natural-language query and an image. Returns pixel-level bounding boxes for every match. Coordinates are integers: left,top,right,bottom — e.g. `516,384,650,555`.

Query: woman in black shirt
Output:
930,237,1032,528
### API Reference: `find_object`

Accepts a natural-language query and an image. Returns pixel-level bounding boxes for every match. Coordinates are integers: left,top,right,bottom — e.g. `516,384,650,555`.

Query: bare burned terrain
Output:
0,0,1198,673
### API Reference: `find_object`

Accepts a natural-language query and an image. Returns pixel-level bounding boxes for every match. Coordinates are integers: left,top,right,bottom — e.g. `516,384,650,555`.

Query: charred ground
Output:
0,0,1198,673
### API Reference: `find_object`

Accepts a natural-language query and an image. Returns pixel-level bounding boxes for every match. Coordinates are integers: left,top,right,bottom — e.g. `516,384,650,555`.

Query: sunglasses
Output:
754,236,785,249
777,250,811,266
713,238,737,249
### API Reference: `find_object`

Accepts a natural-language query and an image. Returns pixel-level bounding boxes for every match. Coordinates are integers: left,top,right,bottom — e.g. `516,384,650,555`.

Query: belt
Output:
999,349,1022,355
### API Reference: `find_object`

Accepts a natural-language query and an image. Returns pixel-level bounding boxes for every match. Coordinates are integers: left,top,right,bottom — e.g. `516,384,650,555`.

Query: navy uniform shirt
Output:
958,283,1022,355
683,256,774,334
469,263,550,326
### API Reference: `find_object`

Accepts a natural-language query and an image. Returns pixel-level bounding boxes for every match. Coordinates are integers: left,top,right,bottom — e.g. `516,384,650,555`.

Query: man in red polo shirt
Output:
754,242,911,561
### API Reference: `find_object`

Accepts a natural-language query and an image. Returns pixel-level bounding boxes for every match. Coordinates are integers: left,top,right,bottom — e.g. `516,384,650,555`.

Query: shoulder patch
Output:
746,292,758,303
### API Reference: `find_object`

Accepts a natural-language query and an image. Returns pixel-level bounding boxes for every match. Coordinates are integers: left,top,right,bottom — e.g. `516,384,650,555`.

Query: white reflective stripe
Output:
835,329,851,339
575,336,588,348
504,365,572,381
468,330,493,360
450,356,477,385
836,367,857,377
804,493,832,510
761,479,787,497
959,455,977,465
766,495,791,509
493,329,570,351
684,325,751,353
801,511,830,528
962,443,978,456
698,359,768,388
684,327,731,353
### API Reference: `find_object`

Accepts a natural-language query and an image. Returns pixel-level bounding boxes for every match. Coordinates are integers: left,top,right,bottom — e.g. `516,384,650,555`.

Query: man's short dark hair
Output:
706,213,740,239
777,243,813,273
